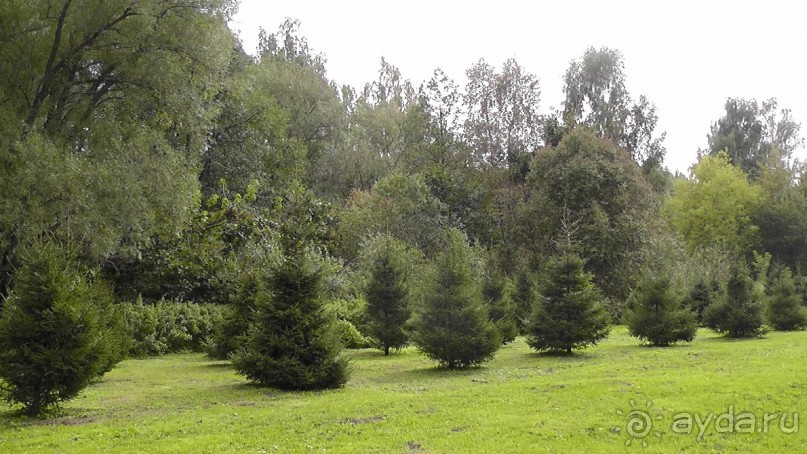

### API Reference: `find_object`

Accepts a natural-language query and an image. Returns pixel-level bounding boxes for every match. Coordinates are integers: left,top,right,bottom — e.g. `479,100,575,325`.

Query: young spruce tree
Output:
483,273,519,344
208,269,260,360
411,230,501,369
768,267,807,331
685,277,720,326
511,269,539,334
364,236,413,355
0,241,124,416
232,186,349,390
627,275,697,346
526,253,610,354
704,262,767,338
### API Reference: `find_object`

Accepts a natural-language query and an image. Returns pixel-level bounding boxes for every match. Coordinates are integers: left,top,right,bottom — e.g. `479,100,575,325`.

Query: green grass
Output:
1,327,805,453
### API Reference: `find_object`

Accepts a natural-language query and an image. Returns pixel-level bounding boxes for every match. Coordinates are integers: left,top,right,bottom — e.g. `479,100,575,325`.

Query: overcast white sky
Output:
229,0,807,174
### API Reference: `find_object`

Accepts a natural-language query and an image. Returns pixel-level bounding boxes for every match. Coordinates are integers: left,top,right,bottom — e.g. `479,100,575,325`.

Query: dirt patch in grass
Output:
29,416,97,426
339,415,385,425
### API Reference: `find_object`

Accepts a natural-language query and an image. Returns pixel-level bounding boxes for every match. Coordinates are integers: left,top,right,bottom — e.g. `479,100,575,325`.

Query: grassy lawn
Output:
1,327,805,453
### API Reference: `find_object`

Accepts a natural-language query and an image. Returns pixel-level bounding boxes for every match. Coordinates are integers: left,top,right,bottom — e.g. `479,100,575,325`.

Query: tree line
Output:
0,2,806,416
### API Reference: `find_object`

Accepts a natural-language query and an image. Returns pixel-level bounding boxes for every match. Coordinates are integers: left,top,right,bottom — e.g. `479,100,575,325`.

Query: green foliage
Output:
326,298,373,349
232,249,349,390
105,182,273,305
627,275,697,346
752,162,807,271
704,262,768,338
482,273,518,344
562,47,665,167
665,152,763,253
201,52,307,200
411,230,501,369
706,97,803,180
511,269,540,335
463,58,542,168
526,253,611,354
339,172,448,260
206,270,260,360
120,298,227,358
768,268,807,331
232,187,349,390
0,241,124,416
363,236,416,355
526,128,659,300
685,278,721,325
0,1,237,292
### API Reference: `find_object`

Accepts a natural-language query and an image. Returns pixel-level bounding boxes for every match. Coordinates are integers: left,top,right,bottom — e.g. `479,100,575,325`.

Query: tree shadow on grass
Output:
699,334,768,343
629,342,695,349
523,350,599,362
376,363,490,385
0,406,102,428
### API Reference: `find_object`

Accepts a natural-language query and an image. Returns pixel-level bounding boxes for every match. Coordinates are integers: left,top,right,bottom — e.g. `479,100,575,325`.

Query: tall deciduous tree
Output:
463,58,542,170
526,128,658,300
339,172,448,260
562,47,665,168
0,0,237,291
706,97,803,180
665,152,763,253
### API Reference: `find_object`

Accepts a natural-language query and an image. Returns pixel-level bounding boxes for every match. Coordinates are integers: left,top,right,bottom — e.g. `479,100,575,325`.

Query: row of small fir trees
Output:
626,261,807,347
3,224,804,415
362,230,611,368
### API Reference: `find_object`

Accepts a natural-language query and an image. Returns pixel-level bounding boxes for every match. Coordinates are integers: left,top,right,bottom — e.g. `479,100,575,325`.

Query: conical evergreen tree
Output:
483,273,518,344
526,253,610,354
685,277,720,326
411,230,501,369
512,269,539,334
627,275,697,346
0,241,124,416
232,186,349,390
703,262,767,338
208,269,260,360
233,251,348,390
364,236,412,355
768,267,807,331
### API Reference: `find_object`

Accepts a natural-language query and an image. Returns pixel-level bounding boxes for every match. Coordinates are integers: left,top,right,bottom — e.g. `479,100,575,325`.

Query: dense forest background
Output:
1,1,806,348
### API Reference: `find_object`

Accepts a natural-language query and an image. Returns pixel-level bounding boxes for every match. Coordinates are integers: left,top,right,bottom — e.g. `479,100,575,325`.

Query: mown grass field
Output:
1,327,805,453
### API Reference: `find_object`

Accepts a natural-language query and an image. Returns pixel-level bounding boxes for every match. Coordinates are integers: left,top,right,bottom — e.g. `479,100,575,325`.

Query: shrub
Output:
768,267,807,331
121,298,227,357
704,262,767,338
627,275,697,346
526,253,610,354
411,230,501,369
0,241,124,416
